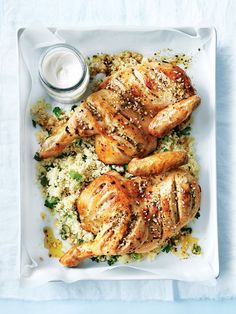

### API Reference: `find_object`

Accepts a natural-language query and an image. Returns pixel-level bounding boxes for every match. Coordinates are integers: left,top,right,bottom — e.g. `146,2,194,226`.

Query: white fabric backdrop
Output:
0,0,235,300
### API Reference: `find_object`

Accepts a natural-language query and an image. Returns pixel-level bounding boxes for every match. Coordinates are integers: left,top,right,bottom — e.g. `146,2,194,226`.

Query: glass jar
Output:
39,44,89,104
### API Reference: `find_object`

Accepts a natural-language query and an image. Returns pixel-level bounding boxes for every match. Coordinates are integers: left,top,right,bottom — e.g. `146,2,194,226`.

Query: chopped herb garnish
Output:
91,255,106,263
60,224,70,240
69,170,83,181
71,104,78,111
176,126,191,137
45,164,53,171
162,135,170,142
32,119,37,128
181,227,192,234
77,239,84,245
195,211,200,219
91,255,118,265
34,152,42,161
61,234,67,240
76,138,83,146
53,106,62,119
107,256,118,266
130,252,142,261
162,148,169,152
40,175,49,187
82,154,87,162
99,256,107,262
57,152,68,159
62,224,70,233
192,243,202,255
162,243,173,253
124,164,128,171
44,196,59,209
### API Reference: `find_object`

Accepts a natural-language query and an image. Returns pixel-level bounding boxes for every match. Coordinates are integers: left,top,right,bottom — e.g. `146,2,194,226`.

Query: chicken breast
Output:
100,62,195,115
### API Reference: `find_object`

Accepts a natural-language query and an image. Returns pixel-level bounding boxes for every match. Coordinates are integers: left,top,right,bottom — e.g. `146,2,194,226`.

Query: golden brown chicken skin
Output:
128,151,188,176
39,62,199,164
60,168,201,267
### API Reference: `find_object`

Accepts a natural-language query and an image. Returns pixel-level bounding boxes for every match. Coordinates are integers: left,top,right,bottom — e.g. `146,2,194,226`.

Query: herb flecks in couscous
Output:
152,49,193,70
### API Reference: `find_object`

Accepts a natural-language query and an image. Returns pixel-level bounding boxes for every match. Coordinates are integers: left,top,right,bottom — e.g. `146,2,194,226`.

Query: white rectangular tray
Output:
18,27,218,286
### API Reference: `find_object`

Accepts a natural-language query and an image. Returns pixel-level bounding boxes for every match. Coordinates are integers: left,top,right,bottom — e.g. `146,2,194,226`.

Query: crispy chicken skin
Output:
128,151,188,176
60,167,201,267
40,62,199,164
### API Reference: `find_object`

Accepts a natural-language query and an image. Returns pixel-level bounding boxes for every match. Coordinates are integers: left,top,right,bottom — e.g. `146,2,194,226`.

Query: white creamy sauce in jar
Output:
39,44,89,104
42,50,83,89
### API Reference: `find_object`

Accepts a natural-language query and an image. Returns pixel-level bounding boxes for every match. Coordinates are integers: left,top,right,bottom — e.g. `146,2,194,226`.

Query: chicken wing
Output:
128,151,188,176
148,95,201,138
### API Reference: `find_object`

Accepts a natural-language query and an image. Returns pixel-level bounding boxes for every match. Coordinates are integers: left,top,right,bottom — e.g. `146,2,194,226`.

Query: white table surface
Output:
1,299,236,314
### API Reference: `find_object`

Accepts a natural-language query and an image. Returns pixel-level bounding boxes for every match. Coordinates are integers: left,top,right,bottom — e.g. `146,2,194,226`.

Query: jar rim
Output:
39,43,89,92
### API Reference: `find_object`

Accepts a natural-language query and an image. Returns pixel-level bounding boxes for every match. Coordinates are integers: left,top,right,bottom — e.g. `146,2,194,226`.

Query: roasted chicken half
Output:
60,152,201,267
39,62,200,164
